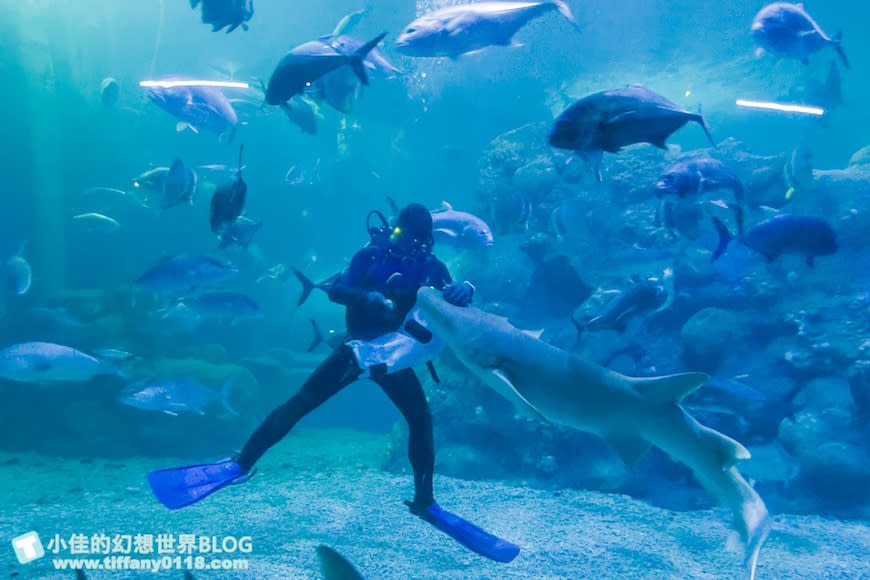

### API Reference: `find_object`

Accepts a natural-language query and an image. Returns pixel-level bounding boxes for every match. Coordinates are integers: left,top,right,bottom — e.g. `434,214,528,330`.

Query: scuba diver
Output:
147,203,520,563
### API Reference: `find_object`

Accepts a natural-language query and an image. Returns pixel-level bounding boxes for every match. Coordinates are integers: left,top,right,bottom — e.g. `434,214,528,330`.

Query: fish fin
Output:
225,22,240,34
754,47,764,58
551,0,581,32
220,378,240,416
307,319,324,352
832,30,849,69
190,0,200,8
711,217,732,262
521,328,545,340
630,371,709,404
604,434,650,468
439,200,453,212
211,23,222,32
293,268,317,307
434,228,458,238
570,314,583,345
613,306,637,330
350,32,387,86
650,134,669,149
176,122,188,132
696,104,716,148
490,369,547,421
316,545,364,580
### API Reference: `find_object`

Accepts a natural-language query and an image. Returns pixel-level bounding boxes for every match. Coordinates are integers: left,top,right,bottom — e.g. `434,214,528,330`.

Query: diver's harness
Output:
351,210,443,383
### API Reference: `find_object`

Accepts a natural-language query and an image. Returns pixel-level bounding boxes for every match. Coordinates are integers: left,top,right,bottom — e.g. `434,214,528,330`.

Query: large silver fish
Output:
396,1,579,59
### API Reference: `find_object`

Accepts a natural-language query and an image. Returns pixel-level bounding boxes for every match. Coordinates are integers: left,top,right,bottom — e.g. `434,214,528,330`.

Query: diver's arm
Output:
327,247,389,307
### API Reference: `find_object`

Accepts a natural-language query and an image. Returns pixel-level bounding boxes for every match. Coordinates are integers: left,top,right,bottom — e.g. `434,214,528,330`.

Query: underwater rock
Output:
679,307,743,370
848,144,870,167
793,376,854,412
512,156,559,202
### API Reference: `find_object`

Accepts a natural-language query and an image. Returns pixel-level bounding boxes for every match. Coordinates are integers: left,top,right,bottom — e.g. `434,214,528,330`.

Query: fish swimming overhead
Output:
415,286,769,577
147,79,238,139
265,32,388,107
751,2,848,68
218,215,262,249
396,1,579,59
549,85,715,181
711,213,837,266
191,0,253,34
431,202,495,249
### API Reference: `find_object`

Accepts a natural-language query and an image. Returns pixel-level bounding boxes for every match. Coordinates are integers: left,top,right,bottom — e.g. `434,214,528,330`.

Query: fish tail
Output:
220,377,240,416
307,319,324,353
695,104,717,148
350,32,387,86
831,30,850,70
569,314,583,346
294,268,316,306
190,0,200,8
550,0,580,31
711,216,732,262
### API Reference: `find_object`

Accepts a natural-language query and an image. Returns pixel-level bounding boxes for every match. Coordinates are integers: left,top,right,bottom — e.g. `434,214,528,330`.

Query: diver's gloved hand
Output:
365,291,395,312
443,281,474,307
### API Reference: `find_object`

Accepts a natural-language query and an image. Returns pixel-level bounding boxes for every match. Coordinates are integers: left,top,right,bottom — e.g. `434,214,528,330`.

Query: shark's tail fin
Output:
831,30,850,70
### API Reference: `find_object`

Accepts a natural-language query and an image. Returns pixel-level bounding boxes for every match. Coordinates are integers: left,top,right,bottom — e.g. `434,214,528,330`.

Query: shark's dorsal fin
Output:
433,200,453,213
489,369,548,421
630,372,708,404
605,434,650,468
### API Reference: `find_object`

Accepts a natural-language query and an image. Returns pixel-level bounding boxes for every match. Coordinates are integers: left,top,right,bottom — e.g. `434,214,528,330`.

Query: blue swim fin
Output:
407,501,520,563
147,458,248,510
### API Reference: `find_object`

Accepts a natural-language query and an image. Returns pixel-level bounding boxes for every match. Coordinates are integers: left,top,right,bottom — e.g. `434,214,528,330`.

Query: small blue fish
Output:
431,202,495,249
0,342,115,383
179,291,262,322
712,213,838,266
136,255,238,296
119,376,237,416
752,2,848,68
191,0,253,34
147,79,238,139
549,85,715,182
396,1,579,59
163,158,198,210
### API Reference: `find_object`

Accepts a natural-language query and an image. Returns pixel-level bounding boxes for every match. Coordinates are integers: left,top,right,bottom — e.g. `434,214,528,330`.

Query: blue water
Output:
1,1,869,578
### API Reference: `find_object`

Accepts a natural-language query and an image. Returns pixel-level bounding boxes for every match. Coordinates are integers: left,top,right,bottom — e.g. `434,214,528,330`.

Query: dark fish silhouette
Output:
210,145,247,234
191,0,253,34
712,213,837,266
549,85,715,181
751,2,848,68
265,33,387,107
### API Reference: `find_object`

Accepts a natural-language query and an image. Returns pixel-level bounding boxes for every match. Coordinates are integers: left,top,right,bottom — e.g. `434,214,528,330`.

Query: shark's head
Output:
415,286,462,340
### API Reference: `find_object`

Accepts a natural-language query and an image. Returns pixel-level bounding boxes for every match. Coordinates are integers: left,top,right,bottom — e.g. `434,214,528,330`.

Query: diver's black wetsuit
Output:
237,241,453,507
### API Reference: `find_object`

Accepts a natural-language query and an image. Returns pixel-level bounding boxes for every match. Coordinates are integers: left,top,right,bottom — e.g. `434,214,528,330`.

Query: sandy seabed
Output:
2,429,868,579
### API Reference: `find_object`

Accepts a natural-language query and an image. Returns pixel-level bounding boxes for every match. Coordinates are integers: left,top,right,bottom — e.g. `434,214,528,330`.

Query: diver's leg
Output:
375,369,435,508
236,345,361,472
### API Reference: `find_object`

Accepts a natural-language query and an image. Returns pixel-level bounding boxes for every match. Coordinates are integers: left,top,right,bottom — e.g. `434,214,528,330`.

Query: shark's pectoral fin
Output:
630,371,708,404
521,328,545,340
489,369,547,422
605,434,650,468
